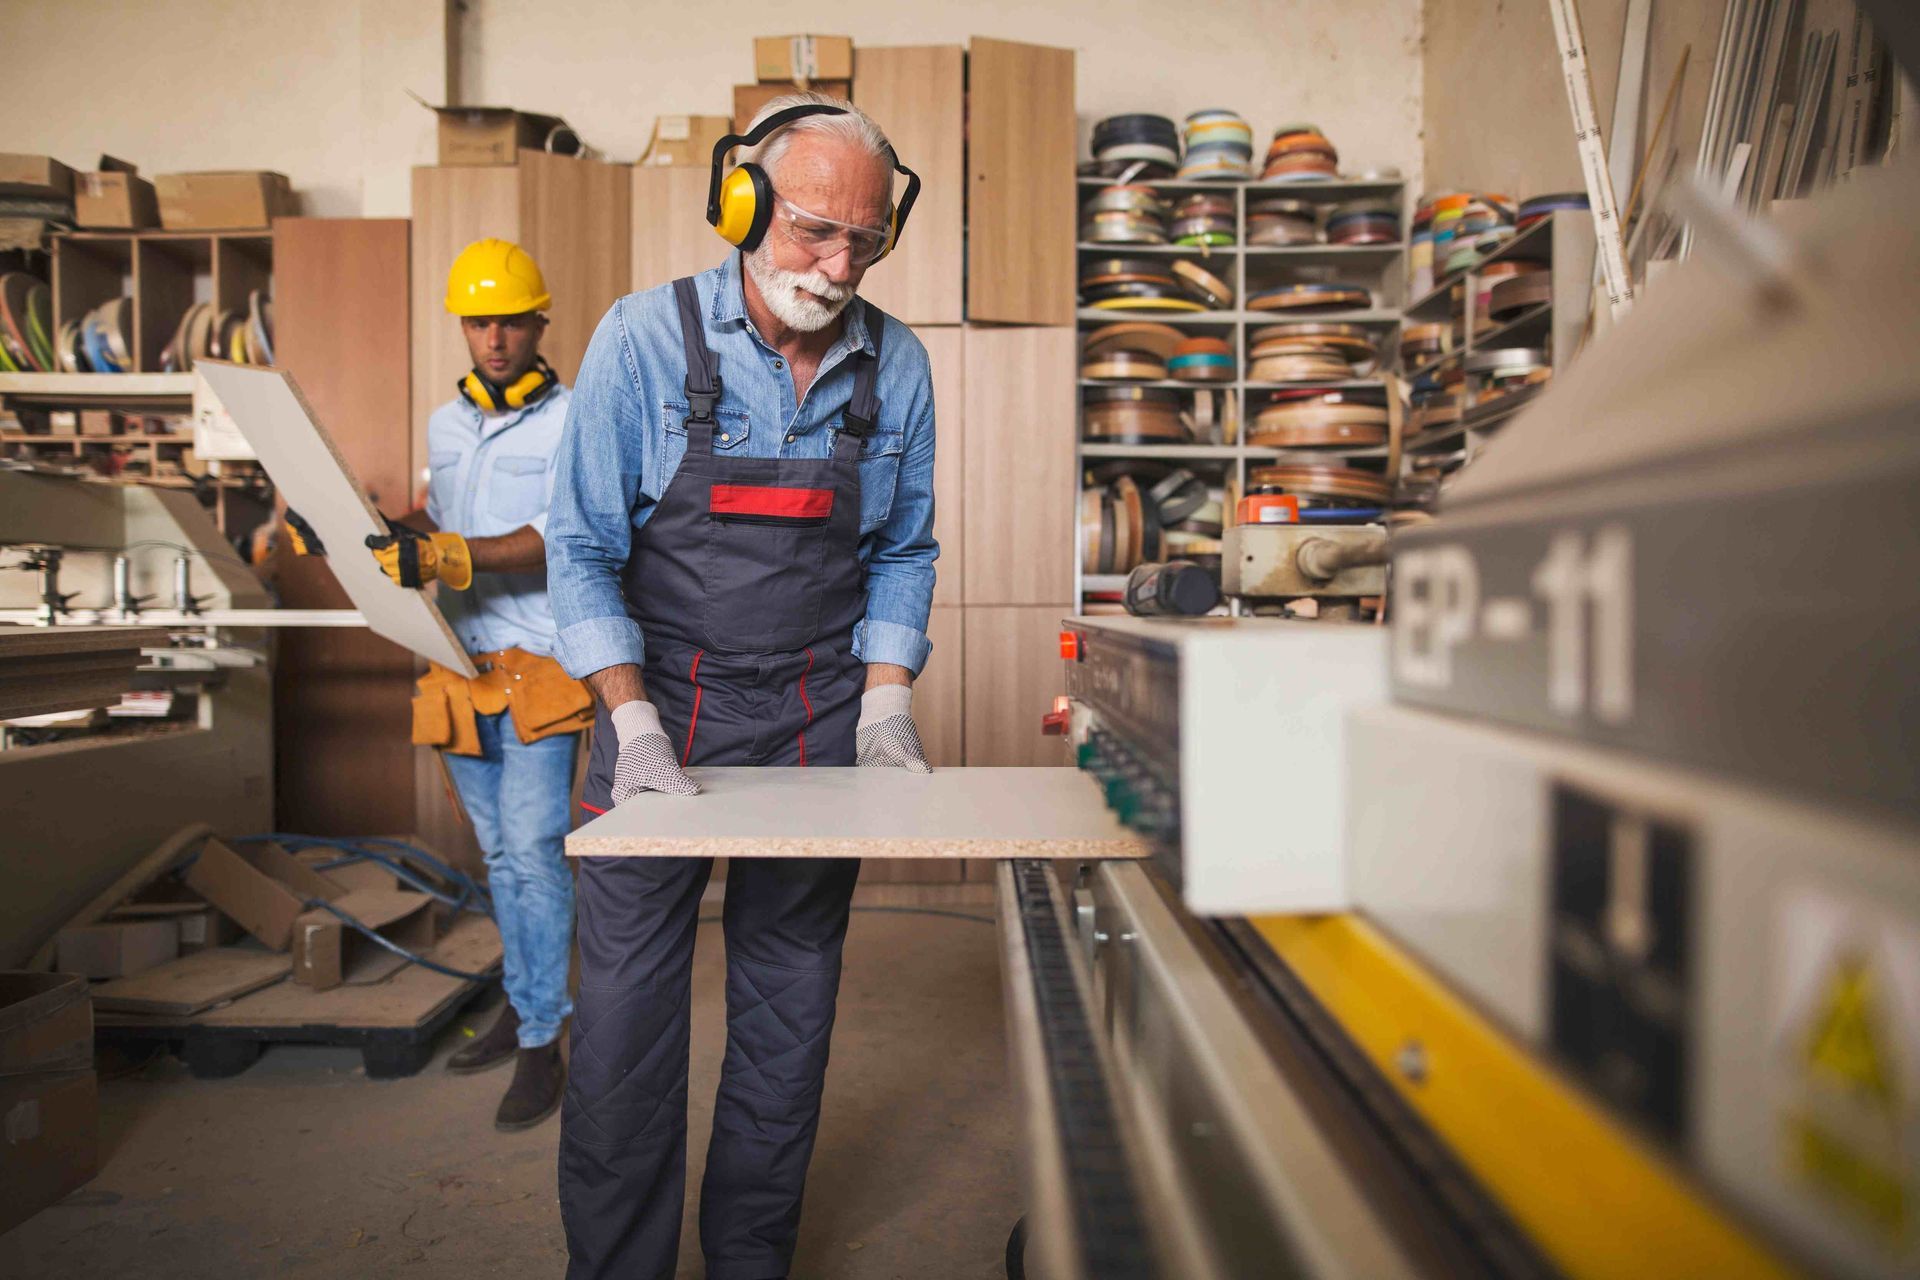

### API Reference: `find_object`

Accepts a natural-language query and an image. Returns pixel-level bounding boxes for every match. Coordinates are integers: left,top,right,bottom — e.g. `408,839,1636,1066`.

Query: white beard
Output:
745,243,855,332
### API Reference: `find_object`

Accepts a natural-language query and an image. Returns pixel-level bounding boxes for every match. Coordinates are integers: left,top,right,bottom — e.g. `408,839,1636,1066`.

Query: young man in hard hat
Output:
368,237,593,1129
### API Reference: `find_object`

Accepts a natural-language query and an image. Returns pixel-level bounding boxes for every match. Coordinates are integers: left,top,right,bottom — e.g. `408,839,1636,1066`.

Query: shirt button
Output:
719,432,730,442
786,433,796,443
773,360,785,370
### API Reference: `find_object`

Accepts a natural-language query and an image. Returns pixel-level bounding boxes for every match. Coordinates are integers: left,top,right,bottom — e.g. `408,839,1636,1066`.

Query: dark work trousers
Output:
562,275,887,1279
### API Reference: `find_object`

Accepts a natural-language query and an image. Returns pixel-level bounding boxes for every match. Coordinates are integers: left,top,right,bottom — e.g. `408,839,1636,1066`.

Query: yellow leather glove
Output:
283,508,325,556
365,528,474,590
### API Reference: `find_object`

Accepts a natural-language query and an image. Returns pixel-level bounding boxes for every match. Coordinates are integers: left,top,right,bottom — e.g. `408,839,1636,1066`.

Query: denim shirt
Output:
424,385,572,659
546,252,938,679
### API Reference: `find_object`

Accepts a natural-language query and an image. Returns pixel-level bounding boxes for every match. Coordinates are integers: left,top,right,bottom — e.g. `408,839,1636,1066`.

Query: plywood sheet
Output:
853,46,965,325
195,360,475,675
519,151,631,388
569,767,1143,860
862,605,964,884
964,606,1073,768
966,38,1075,325
408,164,519,464
921,325,964,605
91,947,290,1016
962,326,1075,605
631,165,725,292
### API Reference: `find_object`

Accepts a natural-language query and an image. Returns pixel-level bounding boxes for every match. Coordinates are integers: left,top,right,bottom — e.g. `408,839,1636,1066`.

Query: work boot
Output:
447,1002,520,1074
495,1042,565,1131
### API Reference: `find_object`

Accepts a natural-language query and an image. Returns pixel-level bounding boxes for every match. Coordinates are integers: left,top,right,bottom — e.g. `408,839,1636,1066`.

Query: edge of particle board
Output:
565,835,1149,860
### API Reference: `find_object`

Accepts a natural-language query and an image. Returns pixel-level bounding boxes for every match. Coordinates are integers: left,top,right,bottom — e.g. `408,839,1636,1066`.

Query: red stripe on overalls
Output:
709,484,834,519
796,648,815,766
580,801,607,816
683,650,706,767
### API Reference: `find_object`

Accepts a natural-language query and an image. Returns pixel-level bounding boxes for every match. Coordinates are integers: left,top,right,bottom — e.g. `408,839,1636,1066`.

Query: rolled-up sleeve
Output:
547,304,649,679
853,374,938,675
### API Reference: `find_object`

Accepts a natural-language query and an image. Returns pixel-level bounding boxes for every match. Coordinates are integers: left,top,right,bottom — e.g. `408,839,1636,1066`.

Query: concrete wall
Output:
3,0,1424,217
460,0,1425,183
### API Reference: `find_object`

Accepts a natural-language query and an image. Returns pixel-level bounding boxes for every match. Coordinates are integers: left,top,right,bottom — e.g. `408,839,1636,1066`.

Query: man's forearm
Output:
468,525,546,573
864,663,913,690
585,663,647,710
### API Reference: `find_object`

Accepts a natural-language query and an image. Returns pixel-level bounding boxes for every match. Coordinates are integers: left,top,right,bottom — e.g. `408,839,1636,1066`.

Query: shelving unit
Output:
1400,211,1596,494
50,230,273,374
1072,175,1409,607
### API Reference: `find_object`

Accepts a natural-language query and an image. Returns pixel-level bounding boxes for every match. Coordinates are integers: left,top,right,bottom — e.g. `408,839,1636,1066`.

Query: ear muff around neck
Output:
458,357,557,412
707,102,921,260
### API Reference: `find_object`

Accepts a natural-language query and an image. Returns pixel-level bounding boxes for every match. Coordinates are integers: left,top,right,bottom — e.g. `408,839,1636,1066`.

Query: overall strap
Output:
832,307,886,463
672,277,721,456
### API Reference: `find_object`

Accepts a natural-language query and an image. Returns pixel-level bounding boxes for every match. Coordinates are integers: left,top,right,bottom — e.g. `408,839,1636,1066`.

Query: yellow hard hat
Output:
444,238,551,316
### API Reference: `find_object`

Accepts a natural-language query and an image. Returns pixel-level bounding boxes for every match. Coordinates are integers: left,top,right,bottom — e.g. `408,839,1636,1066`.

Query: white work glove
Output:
610,701,701,801
855,685,931,773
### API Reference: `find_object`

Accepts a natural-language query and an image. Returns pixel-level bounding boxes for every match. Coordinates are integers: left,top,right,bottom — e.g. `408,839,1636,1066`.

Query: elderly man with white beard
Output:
544,93,938,1280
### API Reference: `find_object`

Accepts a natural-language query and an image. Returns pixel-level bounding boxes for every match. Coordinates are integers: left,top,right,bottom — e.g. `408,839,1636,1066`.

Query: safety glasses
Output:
771,192,891,266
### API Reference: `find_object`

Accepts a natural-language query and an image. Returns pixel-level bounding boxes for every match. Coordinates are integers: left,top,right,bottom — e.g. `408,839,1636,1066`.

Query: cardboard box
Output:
77,410,121,438
290,890,436,990
425,103,570,166
154,171,295,230
641,115,735,168
74,157,158,230
0,974,91,1078
109,901,238,954
291,848,399,894
733,80,852,132
0,154,75,198
54,920,178,980
753,35,853,85
182,839,343,951
0,1070,97,1236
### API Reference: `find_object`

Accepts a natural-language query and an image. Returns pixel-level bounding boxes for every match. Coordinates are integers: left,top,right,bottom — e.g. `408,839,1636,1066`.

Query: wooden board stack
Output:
0,625,171,720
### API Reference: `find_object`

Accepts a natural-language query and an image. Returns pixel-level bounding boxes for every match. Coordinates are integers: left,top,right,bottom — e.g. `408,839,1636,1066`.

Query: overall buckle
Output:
686,375,724,423
841,410,877,440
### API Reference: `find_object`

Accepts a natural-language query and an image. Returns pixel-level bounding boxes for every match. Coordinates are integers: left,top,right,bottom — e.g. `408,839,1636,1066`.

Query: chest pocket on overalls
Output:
702,477,831,653
850,426,904,535
488,455,548,524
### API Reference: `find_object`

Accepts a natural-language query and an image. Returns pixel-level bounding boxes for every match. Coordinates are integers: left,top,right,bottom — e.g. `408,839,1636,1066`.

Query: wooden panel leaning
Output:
852,45,965,325
517,149,631,389
631,165,725,292
270,217,420,839
963,606,1072,769
966,38,1076,325
408,164,517,463
962,325,1075,605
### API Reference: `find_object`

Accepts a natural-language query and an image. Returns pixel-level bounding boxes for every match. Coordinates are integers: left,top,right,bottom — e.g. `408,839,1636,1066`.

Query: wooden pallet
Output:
95,914,501,1078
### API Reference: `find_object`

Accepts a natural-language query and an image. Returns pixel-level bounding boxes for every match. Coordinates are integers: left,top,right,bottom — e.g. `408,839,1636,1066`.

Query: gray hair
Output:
741,91,894,184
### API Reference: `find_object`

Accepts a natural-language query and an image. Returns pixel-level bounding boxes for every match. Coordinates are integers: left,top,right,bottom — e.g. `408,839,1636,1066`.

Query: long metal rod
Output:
0,608,365,627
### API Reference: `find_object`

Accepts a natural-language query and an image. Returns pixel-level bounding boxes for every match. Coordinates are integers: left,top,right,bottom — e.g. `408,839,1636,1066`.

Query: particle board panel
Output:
408,164,519,466
852,45,964,325
966,38,1076,325
862,604,964,884
568,767,1144,860
631,165,725,292
518,150,631,390
963,606,1072,768
962,326,1075,605
921,325,964,605
196,361,474,675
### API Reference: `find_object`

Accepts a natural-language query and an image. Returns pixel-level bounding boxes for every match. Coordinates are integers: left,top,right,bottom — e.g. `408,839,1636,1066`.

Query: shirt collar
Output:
714,251,875,358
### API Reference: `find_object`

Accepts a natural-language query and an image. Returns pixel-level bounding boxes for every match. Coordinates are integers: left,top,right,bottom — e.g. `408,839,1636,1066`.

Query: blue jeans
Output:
440,711,579,1049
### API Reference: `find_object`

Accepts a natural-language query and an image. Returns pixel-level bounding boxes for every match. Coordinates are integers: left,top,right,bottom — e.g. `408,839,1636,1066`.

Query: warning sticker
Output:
1772,888,1920,1259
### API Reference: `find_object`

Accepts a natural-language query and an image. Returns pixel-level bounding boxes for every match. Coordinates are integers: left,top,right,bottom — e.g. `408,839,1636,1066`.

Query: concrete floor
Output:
4,905,1019,1279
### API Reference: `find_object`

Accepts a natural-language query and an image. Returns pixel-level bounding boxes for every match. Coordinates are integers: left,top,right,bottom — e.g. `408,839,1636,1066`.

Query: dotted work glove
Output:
365,525,474,590
610,701,701,802
855,685,932,773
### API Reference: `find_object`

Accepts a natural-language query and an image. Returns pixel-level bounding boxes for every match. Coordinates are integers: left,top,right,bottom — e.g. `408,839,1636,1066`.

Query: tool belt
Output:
411,647,593,755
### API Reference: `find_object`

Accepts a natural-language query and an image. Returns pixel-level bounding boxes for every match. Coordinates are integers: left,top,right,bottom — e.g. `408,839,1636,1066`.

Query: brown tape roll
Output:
1249,401,1391,448
1082,402,1188,442
1171,259,1234,309
1247,353,1354,382
1488,272,1553,320
1247,464,1393,503
1081,488,1103,575
1083,322,1187,362
1115,476,1145,571
1081,352,1169,380
1247,286,1373,312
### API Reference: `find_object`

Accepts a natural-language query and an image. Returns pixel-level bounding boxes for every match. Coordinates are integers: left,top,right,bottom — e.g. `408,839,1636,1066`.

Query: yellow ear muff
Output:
714,166,767,248
457,360,556,412
459,371,498,411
